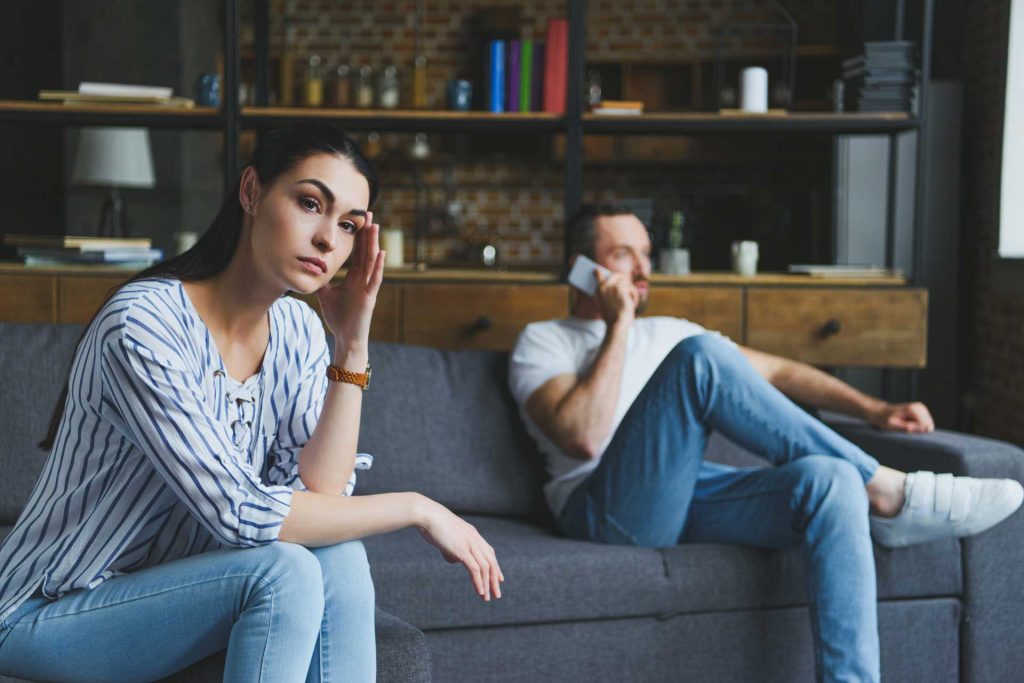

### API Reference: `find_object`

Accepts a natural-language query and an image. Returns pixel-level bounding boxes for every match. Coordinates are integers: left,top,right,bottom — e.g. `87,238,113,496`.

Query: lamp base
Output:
97,186,127,238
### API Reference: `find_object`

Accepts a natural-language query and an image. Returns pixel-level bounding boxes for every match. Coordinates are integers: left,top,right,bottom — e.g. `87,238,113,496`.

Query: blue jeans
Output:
0,540,375,683
560,334,881,683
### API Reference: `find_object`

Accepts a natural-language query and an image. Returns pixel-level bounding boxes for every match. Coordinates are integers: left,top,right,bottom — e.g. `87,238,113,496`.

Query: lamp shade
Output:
71,127,156,188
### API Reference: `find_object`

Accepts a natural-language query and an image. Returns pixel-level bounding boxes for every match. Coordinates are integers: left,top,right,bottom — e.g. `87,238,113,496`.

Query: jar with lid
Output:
333,64,351,108
413,56,428,108
304,54,323,107
379,64,400,109
355,65,374,108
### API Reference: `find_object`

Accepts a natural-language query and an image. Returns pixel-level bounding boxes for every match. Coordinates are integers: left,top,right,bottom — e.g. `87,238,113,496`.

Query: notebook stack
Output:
841,40,919,114
4,234,163,268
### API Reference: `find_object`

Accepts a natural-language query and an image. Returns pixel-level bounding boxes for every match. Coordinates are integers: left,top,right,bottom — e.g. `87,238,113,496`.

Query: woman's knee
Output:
248,541,326,613
312,540,375,614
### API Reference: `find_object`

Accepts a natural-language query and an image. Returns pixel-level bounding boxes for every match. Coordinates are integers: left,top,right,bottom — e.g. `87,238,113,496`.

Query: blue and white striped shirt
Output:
0,277,369,625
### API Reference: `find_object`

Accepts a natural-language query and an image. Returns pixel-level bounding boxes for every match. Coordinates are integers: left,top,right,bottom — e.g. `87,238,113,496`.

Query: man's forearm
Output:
554,320,631,457
771,357,884,421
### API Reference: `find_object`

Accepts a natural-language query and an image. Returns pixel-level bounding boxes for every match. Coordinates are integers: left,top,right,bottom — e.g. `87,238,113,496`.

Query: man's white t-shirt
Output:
508,316,737,517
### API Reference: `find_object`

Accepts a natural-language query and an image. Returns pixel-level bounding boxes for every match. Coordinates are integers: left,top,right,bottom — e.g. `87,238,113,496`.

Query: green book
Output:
519,40,533,112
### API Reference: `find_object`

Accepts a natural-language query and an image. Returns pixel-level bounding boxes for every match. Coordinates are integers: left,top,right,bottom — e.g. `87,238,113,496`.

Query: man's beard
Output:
635,279,649,314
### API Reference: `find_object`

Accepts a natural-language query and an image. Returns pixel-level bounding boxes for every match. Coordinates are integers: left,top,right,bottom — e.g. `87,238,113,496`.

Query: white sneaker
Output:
870,471,1024,548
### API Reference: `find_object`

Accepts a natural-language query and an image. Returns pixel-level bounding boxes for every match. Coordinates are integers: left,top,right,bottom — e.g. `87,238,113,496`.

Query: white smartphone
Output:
567,254,611,297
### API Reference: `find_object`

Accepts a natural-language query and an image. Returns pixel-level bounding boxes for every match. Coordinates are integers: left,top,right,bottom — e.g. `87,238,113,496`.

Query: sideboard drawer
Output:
0,274,55,323
58,276,127,324
643,287,744,342
746,288,928,367
292,283,401,343
403,284,567,350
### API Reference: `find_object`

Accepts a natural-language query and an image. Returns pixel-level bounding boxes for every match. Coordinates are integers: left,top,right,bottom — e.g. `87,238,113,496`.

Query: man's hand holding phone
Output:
595,270,639,327
568,255,638,327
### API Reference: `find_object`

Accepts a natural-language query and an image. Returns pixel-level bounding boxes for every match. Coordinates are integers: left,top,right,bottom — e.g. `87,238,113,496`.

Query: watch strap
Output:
327,363,372,390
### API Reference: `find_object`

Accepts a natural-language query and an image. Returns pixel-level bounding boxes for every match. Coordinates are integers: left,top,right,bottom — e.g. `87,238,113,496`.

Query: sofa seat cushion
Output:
364,515,673,631
659,537,961,614
365,516,963,631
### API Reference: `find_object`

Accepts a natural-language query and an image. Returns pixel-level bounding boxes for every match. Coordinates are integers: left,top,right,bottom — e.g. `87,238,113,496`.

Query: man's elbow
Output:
566,437,601,461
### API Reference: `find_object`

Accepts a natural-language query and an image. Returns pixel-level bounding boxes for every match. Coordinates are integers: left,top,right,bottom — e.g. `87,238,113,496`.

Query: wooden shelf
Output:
0,101,223,128
241,107,567,133
0,262,907,286
583,111,918,135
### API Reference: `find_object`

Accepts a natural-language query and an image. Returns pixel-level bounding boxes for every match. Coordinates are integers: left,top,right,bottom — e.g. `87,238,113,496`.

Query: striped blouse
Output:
0,277,370,625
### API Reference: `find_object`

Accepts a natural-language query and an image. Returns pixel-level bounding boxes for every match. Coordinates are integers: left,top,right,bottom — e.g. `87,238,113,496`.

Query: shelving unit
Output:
2,0,935,282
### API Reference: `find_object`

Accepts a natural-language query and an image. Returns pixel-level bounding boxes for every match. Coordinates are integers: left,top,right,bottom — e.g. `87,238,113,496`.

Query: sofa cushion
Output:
364,515,673,630
0,323,87,525
365,515,963,631
357,342,547,519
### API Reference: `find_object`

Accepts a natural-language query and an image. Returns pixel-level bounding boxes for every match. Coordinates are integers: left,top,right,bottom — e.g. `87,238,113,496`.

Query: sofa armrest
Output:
823,411,1024,682
821,411,1024,479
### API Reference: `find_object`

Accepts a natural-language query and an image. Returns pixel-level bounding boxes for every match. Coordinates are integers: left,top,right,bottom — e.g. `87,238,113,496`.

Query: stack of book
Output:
39,82,194,108
4,235,163,268
841,41,918,113
486,18,568,114
788,264,904,279
592,100,645,116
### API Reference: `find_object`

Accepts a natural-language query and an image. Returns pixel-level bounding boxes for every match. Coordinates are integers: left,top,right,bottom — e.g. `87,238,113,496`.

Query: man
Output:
508,203,1023,683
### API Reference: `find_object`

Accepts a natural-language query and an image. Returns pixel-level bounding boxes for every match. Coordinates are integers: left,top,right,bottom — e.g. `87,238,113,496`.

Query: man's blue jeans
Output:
559,334,881,683
0,540,375,682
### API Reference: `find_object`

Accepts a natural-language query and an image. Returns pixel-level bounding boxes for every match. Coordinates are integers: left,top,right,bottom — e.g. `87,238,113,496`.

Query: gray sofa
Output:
2,321,1024,682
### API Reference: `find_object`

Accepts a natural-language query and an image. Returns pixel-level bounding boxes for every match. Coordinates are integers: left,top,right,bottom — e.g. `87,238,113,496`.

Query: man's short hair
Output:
566,202,637,260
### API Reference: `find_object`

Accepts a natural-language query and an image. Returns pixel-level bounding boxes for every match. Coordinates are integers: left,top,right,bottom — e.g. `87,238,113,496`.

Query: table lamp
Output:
71,127,156,237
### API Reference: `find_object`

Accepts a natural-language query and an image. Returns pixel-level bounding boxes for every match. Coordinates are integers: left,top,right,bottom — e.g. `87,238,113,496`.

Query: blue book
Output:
488,40,506,113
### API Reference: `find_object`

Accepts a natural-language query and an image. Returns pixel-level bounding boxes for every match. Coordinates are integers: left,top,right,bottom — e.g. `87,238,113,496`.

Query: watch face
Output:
364,364,372,390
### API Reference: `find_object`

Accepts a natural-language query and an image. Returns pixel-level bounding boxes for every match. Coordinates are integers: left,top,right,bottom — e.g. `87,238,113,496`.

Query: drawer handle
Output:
468,315,493,333
820,318,842,337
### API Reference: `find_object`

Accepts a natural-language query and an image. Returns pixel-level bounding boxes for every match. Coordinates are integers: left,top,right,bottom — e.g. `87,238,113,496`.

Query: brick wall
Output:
240,1,835,268
962,0,1024,446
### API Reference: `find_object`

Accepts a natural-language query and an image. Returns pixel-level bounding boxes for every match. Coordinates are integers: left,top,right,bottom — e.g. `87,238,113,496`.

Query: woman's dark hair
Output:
38,123,378,450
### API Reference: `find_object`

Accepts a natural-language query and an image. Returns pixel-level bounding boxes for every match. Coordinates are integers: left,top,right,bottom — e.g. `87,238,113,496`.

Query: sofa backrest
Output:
357,342,548,519
0,322,87,525
0,321,766,527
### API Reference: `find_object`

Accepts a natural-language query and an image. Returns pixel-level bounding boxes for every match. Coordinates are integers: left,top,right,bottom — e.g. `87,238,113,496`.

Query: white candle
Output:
740,67,769,113
381,228,404,267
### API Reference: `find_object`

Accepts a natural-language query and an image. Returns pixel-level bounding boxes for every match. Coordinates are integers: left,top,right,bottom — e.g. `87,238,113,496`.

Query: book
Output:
79,82,174,98
519,40,534,112
543,19,568,114
788,264,904,278
531,40,545,112
593,100,645,116
592,108,644,116
488,40,506,113
17,247,163,262
4,234,152,250
39,90,195,108
506,40,521,112
23,256,157,269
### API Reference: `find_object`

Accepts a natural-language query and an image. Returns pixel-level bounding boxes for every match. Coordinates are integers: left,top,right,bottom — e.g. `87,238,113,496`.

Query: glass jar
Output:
305,54,323,107
413,56,428,109
356,65,374,108
379,64,400,109
333,64,351,108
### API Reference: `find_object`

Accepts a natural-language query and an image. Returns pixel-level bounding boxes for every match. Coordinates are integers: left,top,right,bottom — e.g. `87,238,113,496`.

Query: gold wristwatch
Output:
326,363,372,390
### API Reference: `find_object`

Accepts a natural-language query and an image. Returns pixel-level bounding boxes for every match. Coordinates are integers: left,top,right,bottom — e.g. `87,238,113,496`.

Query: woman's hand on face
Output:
316,211,385,353
417,499,504,602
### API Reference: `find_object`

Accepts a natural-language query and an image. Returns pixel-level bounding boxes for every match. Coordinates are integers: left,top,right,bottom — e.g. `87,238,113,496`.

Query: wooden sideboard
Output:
0,265,928,368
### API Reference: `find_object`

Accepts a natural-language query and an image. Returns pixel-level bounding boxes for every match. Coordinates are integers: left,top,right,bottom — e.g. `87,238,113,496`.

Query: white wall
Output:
1000,0,1024,258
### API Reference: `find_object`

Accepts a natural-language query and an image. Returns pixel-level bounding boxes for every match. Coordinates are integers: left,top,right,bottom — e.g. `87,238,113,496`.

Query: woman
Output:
0,123,503,682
